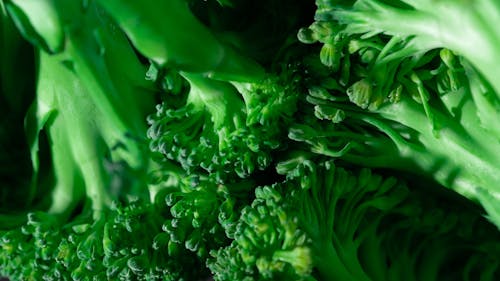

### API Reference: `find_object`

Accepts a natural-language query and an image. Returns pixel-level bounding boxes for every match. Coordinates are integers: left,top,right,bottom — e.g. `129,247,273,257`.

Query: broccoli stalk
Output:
35,50,112,219
182,72,247,141
95,0,265,82
4,0,155,215
5,0,156,169
293,77,500,203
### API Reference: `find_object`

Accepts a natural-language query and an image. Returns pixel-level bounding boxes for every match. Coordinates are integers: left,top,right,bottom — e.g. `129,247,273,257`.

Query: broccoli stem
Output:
181,72,246,129
61,7,154,171
314,83,500,205
36,51,112,220
299,172,374,281
43,122,86,217
7,0,156,171
95,0,265,82
3,0,159,226
368,95,500,201
462,60,500,137
313,241,369,281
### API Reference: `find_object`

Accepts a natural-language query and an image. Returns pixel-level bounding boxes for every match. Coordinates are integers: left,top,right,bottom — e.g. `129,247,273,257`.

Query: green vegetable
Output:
1,1,201,280
296,0,500,227
209,159,500,281
1,0,499,280
95,0,265,81
147,63,303,182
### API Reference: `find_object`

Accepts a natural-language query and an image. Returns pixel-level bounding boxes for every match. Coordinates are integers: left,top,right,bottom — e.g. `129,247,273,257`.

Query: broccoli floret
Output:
207,183,313,281
147,61,303,182
295,0,500,227
159,173,253,258
209,158,500,281
1,198,206,281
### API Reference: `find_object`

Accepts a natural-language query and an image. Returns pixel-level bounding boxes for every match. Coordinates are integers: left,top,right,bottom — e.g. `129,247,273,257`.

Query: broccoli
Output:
0,0,307,279
209,158,500,281
97,0,308,182
295,0,500,227
0,1,204,280
146,63,303,182
1,0,500,280
155,170,254,260
94,0,265,81
208,182,313,281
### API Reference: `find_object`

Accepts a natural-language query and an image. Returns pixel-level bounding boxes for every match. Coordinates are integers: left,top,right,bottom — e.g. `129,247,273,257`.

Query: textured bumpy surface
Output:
1,0,500,280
